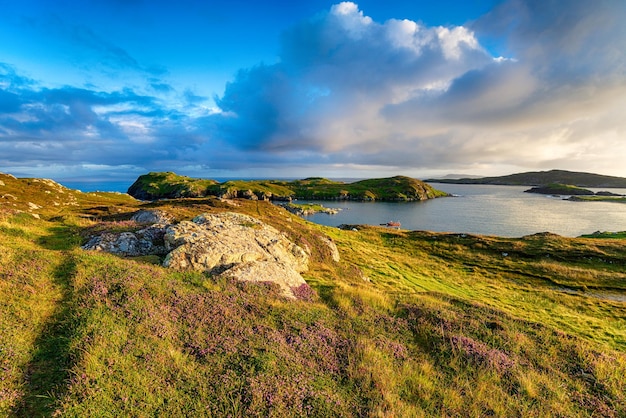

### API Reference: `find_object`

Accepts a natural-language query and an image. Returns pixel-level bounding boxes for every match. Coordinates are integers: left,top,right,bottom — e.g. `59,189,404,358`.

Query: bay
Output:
59,180,132,193
58,179,626,238
297,184,626,238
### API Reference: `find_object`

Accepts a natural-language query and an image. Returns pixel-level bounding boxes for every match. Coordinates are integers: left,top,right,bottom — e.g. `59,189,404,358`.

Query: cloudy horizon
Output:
1,0,625,182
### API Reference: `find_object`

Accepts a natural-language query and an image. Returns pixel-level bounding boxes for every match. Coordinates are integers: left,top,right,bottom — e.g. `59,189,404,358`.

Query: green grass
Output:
2,184,626,416
581,231,626,238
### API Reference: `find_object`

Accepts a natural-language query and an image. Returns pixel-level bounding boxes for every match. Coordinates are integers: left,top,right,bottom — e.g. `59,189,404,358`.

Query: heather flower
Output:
451,335,516,372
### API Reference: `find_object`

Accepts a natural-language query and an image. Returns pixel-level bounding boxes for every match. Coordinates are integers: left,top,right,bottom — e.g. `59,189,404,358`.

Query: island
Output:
127,172,449,202
524,183,595,195
426,169,626,188
522,183,625,201
568,195,626,203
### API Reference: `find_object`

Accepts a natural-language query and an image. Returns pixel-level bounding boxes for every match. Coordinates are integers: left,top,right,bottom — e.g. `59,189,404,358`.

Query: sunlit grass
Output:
1,194,626,416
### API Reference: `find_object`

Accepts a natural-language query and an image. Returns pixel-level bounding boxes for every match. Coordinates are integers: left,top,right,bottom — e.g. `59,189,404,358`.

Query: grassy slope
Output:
2,178,626,416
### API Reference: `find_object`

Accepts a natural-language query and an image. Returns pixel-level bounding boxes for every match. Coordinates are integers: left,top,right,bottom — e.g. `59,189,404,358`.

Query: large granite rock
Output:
163,213,309,298
83,211,311,299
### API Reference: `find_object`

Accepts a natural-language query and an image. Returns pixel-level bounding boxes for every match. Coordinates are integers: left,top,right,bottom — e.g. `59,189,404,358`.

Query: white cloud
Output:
3,1,626,179
215,2,493,153
330,2,373,39
208,0,626,176
436,26,480,60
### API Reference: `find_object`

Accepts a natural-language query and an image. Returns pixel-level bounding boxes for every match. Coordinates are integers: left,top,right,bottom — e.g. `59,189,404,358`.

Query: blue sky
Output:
1,0,625,182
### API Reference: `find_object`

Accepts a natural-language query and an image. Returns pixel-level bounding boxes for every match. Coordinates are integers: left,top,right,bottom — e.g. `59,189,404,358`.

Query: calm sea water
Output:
59,180,626,237
299,184,626,238
59,181,132,193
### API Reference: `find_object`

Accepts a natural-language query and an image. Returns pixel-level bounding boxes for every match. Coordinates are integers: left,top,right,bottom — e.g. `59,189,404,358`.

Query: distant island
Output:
524,183,624,198
524,183,596,196
127,172,449,202
426,169,626,188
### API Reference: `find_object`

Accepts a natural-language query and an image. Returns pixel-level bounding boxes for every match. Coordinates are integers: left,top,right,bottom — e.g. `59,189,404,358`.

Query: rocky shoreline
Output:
280,203,341,216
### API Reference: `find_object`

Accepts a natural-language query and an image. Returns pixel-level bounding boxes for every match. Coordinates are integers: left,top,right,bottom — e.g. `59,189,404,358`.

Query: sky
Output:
1,0,625,183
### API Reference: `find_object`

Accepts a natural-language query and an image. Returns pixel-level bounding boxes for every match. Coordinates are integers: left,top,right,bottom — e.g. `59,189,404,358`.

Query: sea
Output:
297,183,626,238
59,180,626,238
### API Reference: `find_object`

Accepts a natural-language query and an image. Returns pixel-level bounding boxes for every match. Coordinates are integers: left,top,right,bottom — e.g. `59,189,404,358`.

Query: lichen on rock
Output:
82,211,311,299
163,212,309,298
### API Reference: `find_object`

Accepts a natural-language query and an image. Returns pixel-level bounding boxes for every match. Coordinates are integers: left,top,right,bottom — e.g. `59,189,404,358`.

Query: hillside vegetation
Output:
427,169,626,188
2,172,626,416
127,172,448,201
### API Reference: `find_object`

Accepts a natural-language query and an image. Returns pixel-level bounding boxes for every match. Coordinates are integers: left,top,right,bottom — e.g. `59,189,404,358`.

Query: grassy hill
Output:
127,172,449,201
2,172,626,416
427,169,626,188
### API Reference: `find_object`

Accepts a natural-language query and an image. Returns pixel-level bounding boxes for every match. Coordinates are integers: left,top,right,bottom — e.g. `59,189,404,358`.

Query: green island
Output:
569,196,626,203
2,171,626,417
127,171,449,201
524,183,596,195
523,184,626,200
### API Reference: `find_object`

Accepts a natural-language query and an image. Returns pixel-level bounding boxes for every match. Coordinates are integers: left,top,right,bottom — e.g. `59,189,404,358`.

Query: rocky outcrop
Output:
163,213,309,298
281,203,340,216
82,211,312,299
81,224,168,256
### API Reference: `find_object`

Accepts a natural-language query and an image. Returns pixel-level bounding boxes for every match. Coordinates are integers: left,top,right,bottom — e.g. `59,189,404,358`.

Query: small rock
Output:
217,260,306,299
318,235,340,262
131,209,173,224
